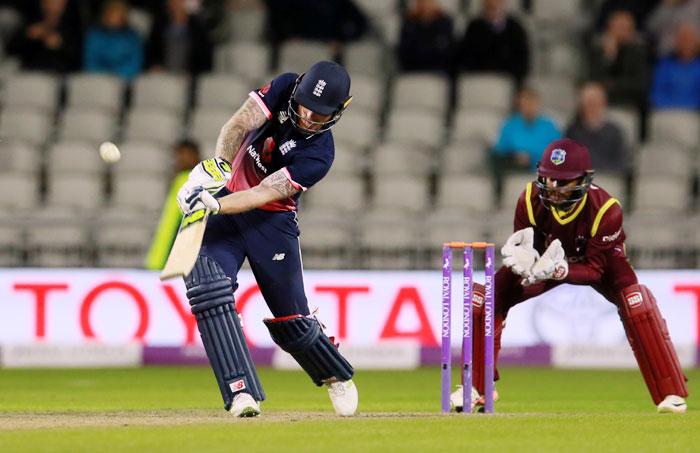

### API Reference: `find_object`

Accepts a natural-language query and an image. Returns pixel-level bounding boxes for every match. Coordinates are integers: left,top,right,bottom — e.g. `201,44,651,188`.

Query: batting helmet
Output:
535,138,595,210
288,61,352,135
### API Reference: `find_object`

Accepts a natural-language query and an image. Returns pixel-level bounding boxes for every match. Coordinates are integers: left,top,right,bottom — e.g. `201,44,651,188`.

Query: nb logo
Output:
313,80,326,97
272,253,286,261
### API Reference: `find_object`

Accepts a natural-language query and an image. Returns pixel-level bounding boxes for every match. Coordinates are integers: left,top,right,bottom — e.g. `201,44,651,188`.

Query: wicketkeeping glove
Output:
522,239,568,286
180,185,221,214
501,227,539,277
176,158,231,214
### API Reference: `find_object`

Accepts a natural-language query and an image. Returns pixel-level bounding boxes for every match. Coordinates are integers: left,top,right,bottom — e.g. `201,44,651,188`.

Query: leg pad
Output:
185,255,265,409
264,315,354,386
618,284,688,404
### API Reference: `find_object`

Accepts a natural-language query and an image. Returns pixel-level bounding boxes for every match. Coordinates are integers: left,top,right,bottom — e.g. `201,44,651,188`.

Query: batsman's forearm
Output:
564,262,603,285
214,97,267,162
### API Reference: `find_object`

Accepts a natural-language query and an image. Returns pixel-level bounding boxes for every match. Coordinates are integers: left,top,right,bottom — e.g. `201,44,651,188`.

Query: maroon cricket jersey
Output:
513,182,626,285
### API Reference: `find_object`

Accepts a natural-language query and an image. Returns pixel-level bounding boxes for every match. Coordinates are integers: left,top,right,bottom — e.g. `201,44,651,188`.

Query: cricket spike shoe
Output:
449,385,480,413
229,393,261,417
327,379,358,416
657,395,687,414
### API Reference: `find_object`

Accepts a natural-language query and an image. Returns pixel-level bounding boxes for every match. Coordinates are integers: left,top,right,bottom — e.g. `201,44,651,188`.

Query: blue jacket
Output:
650,56,700,109
84,27,143,80
493,113,562,170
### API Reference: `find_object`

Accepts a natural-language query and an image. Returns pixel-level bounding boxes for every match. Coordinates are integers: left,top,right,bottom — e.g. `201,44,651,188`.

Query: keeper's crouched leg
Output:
185,255,265,410
264,315,354,385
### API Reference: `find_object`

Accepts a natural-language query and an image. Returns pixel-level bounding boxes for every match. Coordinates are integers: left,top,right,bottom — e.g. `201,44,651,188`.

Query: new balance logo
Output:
272,253,286,261
313,80,326,97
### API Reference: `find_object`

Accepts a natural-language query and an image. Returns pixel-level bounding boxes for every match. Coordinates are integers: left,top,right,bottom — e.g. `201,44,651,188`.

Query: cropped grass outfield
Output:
0,367,697,452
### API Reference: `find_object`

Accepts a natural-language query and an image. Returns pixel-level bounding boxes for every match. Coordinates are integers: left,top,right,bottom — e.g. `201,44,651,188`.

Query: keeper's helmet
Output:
288,61,352,135
536,138,595,210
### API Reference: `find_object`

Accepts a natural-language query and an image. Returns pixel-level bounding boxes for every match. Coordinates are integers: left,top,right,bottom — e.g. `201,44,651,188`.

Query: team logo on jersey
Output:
279,139,297,155
550,148,567,165
313,79,327,97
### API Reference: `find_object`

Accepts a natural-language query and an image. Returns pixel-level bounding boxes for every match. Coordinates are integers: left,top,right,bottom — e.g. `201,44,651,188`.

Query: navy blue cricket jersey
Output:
226,73,335,211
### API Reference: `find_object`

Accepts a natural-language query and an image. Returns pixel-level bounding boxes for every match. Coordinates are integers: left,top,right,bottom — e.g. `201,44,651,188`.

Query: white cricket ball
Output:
99,141,121,163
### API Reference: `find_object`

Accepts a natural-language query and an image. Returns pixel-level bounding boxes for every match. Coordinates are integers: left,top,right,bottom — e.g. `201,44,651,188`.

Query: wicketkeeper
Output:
175,61,357,417
452,138,688,413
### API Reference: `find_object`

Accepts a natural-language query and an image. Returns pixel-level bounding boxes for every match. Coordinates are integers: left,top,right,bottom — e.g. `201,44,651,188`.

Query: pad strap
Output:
185,256,265,409
264,315,354,386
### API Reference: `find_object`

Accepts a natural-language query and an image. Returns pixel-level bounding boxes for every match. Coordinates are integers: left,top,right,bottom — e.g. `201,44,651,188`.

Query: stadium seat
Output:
372,143,433,176
59,108,116,144
333,108,379,149
624,213,693,269
305,175,365,212
0,109,52,146
386,111,445,148
608,107,640,146
634,176,690,213
124,108,182,146
131,73,188,114
47,141,105,175
46,173,104,211
66,74,124,114
451,110,502,145
332,142,365,176
128,7,152,39
0,141,41,174
196,74,249,109
0,173,39,210
344,41,385,77
2,72,59,111
214,42,271,81
278,41,334,74
348,74,384,114
636,142,692,178
297,211,354,269
26,221,89,267
354,0,397,18
649,110,700,148
436,174,495,213
526,76,577,117
391,73,450,115
113,141,171,177
372,175,429,212
94,222,154,268
592,173,625,204
458,74,514,114
358,218,420,269
0,224,23,266
226,8,266,42
112,174,168,212
190,107,232,144
501,172,535,210
532,0,580,21
441,141,490,175
420,218,485,251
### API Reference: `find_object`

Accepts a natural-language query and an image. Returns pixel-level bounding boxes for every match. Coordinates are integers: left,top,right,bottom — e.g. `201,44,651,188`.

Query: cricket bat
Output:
159,208,210,280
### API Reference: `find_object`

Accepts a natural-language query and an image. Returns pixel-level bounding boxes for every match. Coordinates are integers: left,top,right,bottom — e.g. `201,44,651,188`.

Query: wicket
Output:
441,241,495,414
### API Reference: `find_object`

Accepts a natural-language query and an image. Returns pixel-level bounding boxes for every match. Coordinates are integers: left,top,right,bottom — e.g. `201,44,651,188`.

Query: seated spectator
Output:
84,0,143,80
647,0,700,56
6,0,82,72
492,87,561,171
145,139,201,270
566,82,630,175
398,0,454,73
456,0,529,84
594,0,658,32
589,10,649,108
650,22,700,109
146,0,212,75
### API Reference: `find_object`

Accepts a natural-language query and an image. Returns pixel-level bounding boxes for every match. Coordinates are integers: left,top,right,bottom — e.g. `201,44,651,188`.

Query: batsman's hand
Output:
522,239,568,286
177,158,230,214
178,185,220,215
501,227,539,277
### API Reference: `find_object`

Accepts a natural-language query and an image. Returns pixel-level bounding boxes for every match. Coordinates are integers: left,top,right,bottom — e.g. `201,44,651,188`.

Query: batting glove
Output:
522,239,568,286
176,158,231,213
180,185,221,214
501,227,539,277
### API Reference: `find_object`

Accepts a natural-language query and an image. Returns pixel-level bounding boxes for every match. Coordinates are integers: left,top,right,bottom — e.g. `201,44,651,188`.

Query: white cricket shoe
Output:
327,379,358,416
229,393,261,417
657,395,687,414
449,385,480,413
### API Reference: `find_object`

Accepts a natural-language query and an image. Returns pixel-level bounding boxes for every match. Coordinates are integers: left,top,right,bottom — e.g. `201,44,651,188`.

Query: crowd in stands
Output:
0,0,699,270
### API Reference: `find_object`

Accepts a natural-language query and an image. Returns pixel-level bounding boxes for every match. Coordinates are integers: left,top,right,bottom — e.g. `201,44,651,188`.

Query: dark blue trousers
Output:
199,205,310,317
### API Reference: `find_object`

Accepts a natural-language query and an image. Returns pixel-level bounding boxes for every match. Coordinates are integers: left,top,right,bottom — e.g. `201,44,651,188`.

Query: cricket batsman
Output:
175,61,357,417
452,138,688,414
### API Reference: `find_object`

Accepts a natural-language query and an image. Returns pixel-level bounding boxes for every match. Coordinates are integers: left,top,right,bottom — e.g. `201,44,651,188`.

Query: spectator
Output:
594,0,659,32
647,0,700,56
566,82,630,175
145,139,201,270
589,10,649,108
398,0,454,73
6,0,82,72
84,0,143,80
492,87,561,171
457,0,529,84
650,22,700,109
146,0,212,75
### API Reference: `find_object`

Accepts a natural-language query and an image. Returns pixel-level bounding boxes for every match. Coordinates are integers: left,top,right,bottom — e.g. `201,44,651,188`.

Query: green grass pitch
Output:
0,367,697,452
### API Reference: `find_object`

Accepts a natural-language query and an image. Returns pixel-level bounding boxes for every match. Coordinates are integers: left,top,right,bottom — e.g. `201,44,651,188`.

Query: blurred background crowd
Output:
0,0,698,270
